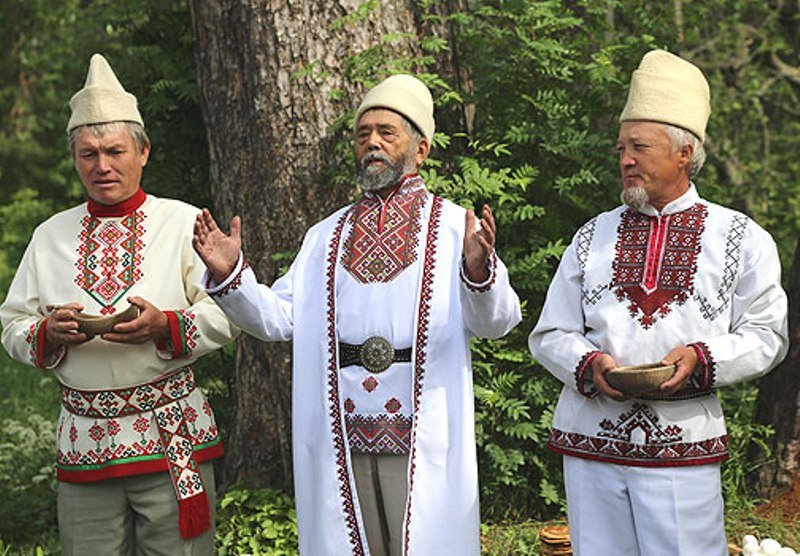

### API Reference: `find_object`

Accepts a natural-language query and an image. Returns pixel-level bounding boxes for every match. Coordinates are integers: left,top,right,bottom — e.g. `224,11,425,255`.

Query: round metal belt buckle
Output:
360,336,394,374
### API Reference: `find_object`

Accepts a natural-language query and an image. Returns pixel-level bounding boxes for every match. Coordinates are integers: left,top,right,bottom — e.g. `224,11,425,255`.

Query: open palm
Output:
193,208,242,283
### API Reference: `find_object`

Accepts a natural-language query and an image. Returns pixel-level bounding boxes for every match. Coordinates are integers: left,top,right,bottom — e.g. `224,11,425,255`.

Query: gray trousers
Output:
351,452,409,556
58,461,216,556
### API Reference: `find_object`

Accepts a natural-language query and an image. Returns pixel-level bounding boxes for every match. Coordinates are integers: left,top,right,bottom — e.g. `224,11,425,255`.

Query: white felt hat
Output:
355,74,435,142
620,50,710,142
67,53,143,132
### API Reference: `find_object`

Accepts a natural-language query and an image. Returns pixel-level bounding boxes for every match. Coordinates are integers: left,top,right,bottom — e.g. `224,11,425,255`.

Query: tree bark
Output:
750,238,800,495
188,0,465,490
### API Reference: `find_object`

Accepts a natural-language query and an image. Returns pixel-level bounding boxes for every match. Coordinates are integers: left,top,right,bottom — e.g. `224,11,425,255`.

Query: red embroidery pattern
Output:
362,376,378,393
61,367,195,418
574,350,600,398
689,341,717,390
346,414,412,454
342,178,427,283
548,403,728,466
324,210,365,555
405,195,442,554
385,398,402,413
75,211,146,314
209,261,250,298
612,205,707,328
459,252,498,292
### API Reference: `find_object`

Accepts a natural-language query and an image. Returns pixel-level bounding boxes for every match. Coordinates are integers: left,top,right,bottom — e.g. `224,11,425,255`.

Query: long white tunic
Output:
529,185,788,467
206,177,522,555
0,191,239,482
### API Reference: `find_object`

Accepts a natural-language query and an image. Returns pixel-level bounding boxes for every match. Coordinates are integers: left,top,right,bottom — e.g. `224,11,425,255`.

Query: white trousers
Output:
563,455,728,556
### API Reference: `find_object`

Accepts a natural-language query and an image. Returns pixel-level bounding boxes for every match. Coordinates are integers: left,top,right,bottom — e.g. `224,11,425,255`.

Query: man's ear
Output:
140,142,151,167
415,138,431,167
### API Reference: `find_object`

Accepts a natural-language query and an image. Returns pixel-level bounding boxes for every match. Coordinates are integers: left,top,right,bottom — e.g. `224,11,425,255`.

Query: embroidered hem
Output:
548,428,728,467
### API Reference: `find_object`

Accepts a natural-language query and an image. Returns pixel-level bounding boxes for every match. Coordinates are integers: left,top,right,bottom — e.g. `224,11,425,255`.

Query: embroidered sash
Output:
60,367,210,539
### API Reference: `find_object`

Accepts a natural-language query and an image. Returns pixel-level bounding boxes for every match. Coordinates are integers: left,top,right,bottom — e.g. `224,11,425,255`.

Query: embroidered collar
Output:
87,188,147,217
633,183,701,217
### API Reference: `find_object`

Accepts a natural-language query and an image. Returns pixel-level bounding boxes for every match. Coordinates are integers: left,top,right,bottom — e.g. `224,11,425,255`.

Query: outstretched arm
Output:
193,209,242,283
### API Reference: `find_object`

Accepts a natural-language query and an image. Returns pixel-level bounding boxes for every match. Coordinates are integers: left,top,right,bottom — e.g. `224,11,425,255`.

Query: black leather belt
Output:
338,336,411,373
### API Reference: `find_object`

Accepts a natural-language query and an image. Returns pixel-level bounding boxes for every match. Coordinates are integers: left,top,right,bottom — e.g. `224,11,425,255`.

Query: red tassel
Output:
178,492,211,539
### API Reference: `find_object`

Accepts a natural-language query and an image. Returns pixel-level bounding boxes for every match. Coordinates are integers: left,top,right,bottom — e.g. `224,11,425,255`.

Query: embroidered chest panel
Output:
341,184,427,283
75,211,146,315
612,204,707,328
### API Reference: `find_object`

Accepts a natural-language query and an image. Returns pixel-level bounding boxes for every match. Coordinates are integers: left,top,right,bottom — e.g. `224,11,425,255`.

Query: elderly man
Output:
529,50,789,555
193,74,522,555
0,54,238,554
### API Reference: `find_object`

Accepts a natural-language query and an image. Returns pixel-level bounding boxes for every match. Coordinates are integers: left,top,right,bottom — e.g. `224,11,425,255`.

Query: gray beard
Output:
356,152,413,192
621,186,650,210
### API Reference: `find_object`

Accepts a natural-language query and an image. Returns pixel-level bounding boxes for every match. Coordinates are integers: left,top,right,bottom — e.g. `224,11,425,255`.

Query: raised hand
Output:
463,204,496,282
193,209,242,284
102,296,169,344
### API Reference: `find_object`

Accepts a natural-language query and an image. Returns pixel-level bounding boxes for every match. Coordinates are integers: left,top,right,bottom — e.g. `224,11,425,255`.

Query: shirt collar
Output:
361,173,426,206
634,183,700,217
87,188,147,217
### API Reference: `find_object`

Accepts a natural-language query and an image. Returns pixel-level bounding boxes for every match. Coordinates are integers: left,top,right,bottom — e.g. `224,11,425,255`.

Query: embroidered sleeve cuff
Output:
204,253,248,298
28,318,66,369
460,252,497,293
688,342,716,390
575,350,601,398
156,311,197,360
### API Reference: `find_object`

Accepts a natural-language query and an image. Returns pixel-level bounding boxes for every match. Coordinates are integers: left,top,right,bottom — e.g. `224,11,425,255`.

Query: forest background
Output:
1,0,799,554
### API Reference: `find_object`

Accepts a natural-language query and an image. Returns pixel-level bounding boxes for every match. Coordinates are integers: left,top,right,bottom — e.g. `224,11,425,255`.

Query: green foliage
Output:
0,410,57,545
215,485,298,555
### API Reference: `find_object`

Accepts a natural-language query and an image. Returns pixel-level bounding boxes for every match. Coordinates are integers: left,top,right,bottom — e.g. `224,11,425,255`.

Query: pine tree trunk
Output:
187,0,465,490
750,238,800,494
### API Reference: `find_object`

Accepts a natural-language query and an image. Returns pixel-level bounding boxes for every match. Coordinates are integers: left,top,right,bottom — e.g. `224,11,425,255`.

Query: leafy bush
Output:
0,411,57,545
215,485,298,555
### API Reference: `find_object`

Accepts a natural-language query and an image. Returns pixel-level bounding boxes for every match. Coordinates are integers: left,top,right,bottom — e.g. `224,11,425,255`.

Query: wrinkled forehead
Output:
617,120,670,142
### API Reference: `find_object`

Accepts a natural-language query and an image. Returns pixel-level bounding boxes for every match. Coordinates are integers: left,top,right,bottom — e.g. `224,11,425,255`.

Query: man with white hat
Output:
529,50,788,555
193,74,522,555
0,54,238,554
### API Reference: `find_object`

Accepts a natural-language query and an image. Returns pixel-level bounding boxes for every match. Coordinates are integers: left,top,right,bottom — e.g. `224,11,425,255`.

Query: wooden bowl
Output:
605,363,676,396
74,304,140,335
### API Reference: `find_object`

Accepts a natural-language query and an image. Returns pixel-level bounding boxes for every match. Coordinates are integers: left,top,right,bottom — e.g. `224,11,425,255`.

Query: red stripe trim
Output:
87,188,147,217
57,442,223,483
548,444,728,467
35,318,49,367
165,310,182,358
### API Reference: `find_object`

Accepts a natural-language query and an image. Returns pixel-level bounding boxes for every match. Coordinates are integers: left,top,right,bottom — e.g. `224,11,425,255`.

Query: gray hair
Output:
664,124,705,177
68,121,150,155
401,116,424,147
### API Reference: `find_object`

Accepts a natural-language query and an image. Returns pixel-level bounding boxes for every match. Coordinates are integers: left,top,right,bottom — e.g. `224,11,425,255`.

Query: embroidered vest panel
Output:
342,183,427,283
612,204,707,328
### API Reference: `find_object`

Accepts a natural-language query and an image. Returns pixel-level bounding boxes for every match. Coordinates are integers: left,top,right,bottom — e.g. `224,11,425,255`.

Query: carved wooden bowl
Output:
605,363,676,396
74,304,140,336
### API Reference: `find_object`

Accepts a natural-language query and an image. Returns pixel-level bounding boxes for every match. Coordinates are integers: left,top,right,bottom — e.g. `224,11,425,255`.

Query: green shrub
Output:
215,485,298,555
0,411,57,545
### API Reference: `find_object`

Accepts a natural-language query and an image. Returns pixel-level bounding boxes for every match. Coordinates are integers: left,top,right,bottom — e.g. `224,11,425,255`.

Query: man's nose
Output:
96,153,111,172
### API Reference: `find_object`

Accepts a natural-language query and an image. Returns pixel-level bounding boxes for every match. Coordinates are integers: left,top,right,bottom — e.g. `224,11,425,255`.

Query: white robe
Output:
529,185,788,467
207,189,521,555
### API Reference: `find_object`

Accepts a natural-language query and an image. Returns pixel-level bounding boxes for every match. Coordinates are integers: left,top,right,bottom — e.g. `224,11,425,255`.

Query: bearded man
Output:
0,54,238,554
193,74,522,555
529,50,788,555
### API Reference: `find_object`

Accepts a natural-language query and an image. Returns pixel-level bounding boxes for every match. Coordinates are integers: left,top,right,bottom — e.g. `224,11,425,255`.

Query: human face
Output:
73,125,150,206
616,121,691,210
355,109,429,195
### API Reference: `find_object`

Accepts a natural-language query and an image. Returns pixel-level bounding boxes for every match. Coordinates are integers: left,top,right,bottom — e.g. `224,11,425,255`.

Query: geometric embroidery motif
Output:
612,204,707,328
75,211,146,315
346,413,412,455
597,403,683,445
342,177,427,283
61,367,195,419
695,214,749,321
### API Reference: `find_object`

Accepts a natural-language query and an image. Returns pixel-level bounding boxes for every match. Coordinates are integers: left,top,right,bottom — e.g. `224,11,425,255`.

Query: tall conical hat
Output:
67,53,143,132
619,49,710,141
